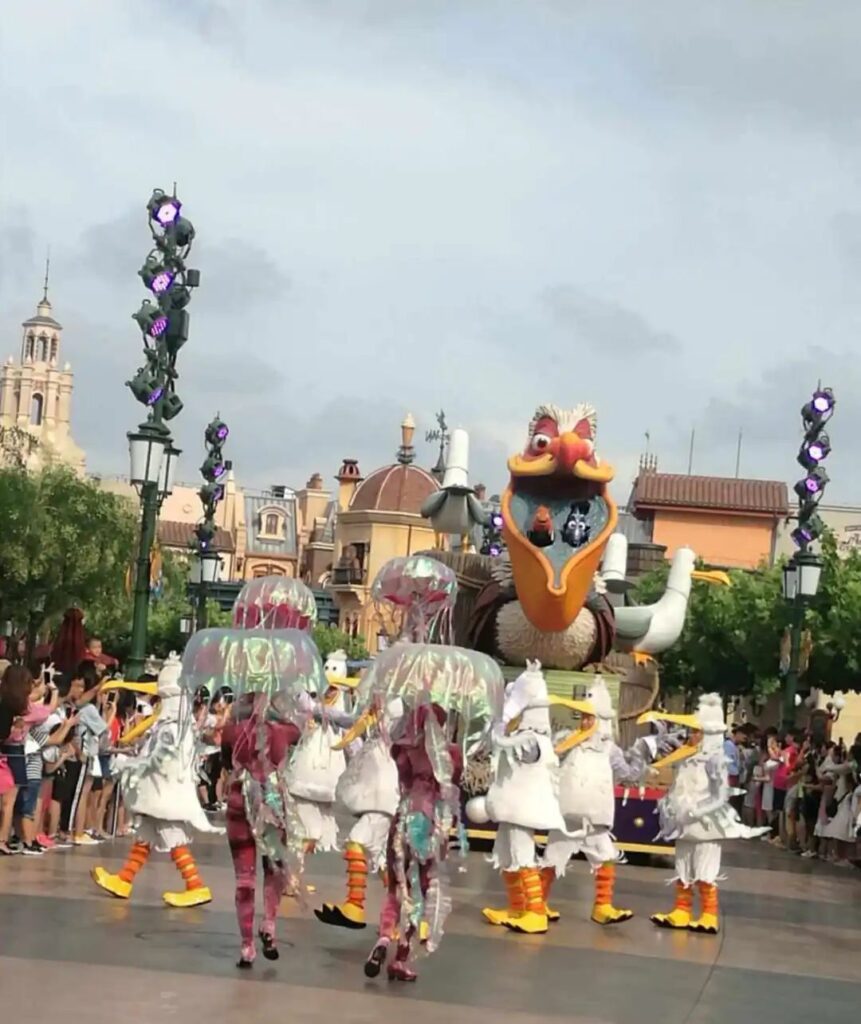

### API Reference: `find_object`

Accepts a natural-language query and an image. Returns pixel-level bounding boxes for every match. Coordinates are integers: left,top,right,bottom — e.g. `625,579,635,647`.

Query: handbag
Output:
825,790,847,819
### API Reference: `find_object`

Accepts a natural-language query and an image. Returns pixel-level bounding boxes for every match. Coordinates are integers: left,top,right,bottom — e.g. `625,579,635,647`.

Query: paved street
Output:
1,838,858,1024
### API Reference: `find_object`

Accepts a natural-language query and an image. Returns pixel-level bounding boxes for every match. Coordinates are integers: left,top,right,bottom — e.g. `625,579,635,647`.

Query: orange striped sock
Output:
171,845,205,891
118,842,150,883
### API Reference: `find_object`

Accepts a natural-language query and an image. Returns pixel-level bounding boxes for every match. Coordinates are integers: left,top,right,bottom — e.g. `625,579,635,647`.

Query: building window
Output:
38,334,49,362
25,335,34,360
30,393,43,426
265,513,280,535
258,508,285,539
50,337,58,363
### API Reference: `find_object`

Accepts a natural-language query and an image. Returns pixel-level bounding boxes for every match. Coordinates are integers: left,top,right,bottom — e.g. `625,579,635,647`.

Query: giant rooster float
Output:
421,401,729,854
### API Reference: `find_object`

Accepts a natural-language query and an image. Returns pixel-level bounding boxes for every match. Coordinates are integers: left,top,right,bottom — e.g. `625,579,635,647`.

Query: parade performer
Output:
639,694,769,934
315,556,456,931
91,653,222,908
356,643,504,982
542,676,678,925
467,660,567,936
198,628,324,968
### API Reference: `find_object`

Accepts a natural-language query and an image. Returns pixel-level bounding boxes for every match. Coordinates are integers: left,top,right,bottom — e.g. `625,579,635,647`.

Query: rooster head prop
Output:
502,403,617,632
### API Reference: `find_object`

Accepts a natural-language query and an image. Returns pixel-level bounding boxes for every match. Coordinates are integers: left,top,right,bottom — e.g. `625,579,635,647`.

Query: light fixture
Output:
794,467,829,498
132,300,169,339
128,425,167,487
179,614,192,636
795,550,822,599
139,255,177,295
797,434,831,470
491,512,504,530
195,522,216,551
127,365,164,407
791,513,825,548
161,391,184,421
201,454,226,482
158,444,181,498
147,189,181,226
200,551,221,583
781,560,798,601
199,482,224,504
205,418,229,446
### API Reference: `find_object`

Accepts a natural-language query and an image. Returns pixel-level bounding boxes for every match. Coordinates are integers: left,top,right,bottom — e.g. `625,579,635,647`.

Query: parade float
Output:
419,404,728,855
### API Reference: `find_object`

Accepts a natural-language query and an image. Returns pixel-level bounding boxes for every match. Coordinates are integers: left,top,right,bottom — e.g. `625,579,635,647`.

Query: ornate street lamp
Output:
190,416,229,630
125,187,200,680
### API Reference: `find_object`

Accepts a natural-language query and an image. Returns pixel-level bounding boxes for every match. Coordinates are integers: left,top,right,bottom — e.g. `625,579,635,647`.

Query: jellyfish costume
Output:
315,555,458,932
349,642,504,982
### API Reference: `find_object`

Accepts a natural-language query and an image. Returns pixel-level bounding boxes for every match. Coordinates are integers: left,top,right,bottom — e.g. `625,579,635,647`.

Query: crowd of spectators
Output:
725,723,861,867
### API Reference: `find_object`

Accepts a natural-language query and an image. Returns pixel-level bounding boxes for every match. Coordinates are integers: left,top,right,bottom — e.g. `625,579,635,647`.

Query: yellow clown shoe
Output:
541,867,560,923
163,846,212,908
650,881,693,930
483,869,525,926
590,863,633,925
315,843,368,929
91,866,132,900
503,869,549,935
688,882,719,934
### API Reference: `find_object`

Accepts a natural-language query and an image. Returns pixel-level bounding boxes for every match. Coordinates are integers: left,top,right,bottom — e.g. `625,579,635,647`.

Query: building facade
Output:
0,286,85,474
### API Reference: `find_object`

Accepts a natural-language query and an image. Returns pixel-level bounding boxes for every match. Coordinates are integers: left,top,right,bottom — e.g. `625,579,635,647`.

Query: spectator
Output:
724,725,743,816
82,636,119,677
816,740,858,866
0,665,33,854
66,662,108,846
770,728,799,849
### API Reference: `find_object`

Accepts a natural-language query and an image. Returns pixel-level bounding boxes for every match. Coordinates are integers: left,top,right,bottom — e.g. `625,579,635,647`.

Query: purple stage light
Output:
147,385,164,406
216,426,229,441
155,200,181,226
213,462,226,479
804,476,822,494
151,271,174,294
491,513,504,529
489,544,501,557
149,315,169,338
812,390,833,414
807,442,825,462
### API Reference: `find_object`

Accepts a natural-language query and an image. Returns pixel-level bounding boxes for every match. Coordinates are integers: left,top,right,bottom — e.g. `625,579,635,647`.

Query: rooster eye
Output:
531,433,551,453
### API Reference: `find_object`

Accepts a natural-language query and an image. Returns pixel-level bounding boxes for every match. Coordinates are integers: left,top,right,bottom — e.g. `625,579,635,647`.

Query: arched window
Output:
31,393,43,426
265,513,280,535
38,334,49,362
25,334,34,360
50,337,58,363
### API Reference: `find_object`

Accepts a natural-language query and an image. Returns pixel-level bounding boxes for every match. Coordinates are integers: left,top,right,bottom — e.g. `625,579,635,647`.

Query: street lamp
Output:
191,416,229,630
782,384,834,729
125,186,200,680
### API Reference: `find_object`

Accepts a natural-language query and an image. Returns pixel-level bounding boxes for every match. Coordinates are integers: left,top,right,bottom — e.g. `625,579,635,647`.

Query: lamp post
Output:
191,416,229,631
781,386,834,729
125,188,199,680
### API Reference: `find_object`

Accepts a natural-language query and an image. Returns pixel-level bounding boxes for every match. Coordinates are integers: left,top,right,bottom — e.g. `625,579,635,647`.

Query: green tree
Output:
633,558,787,701
0,465,136,647
806,531,861,692
312,623,368,661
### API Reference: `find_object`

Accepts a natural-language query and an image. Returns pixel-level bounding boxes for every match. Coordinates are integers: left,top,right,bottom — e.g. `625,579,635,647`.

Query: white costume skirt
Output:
543,826,621,876
135,816,192,854
348,811,391,871
295,798,339,852
815,795,856,842
490,823,540,871
673,840,721,886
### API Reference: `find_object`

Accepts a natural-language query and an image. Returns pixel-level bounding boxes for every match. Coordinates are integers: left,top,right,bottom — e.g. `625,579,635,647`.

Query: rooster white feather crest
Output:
528,402,598,442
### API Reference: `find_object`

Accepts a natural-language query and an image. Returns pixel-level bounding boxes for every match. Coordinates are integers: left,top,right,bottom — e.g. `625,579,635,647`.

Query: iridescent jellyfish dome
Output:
372,554,457,644
232,576,318,632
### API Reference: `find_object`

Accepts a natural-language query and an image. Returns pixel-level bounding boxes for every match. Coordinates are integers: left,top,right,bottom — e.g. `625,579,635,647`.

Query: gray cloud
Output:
542,286,680,356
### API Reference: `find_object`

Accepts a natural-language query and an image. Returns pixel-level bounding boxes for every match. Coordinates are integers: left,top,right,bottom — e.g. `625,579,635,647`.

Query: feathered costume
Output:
467,660,566,936
542,676,674,925
91,653,223,908
639,693,769,934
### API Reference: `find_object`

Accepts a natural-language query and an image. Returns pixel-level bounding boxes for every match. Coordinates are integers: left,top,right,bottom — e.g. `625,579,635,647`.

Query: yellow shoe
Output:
650,908,690,929
688,913,719,935
482,906,512,926
503,910,549,935
163,887,213,908
546,905,561,923
91,867,132,900
419,921,429,944
591,903,633,925
314,901,367,929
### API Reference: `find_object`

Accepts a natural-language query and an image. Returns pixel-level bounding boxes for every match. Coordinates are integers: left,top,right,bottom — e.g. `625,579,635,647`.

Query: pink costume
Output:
366,703,463,982
222,711,301,967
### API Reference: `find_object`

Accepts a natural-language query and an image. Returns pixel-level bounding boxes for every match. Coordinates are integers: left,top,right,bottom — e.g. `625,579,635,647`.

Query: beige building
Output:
775,502,861,561
328,415,441,652
0,283,85,473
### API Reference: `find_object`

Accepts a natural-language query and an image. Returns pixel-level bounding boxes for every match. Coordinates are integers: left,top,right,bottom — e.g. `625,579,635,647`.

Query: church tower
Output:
0,265,85,473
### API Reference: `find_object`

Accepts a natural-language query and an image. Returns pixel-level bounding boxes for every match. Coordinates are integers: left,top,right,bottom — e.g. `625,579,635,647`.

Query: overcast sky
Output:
2,1,861,504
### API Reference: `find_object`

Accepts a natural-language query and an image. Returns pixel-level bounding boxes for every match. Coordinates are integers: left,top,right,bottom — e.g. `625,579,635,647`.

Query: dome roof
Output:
350,463,438,514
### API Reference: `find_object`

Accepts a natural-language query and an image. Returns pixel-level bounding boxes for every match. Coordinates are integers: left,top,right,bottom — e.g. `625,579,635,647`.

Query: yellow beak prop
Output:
100,680,160,697
691,570,732,587
118,706,161,746
551,697,598,755
325,675,360,689
330,708,378,751
637,710,703,768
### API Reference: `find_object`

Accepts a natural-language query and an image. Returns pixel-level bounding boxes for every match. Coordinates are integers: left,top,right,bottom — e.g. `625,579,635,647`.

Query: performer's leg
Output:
365,822,400,978
163,844,212,908
587,831,632,925
688,843,721,934
91,839,151,899
315,840,369,928
260,855,287,960
388,859,429,983
484,823,531,926
650,840,693,929
227,797,258,967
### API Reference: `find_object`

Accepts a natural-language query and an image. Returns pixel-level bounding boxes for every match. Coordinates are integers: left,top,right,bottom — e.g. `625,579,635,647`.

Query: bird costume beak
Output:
118,706,161,746
551,696,598,754
324,675,359,689
637,710,703,767
330,709,378,750
503,422,618,632
691,570,732,587
100,680,159,697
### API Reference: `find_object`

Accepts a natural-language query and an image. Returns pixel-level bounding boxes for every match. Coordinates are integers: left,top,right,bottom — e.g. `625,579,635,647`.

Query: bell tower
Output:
0,264,85,473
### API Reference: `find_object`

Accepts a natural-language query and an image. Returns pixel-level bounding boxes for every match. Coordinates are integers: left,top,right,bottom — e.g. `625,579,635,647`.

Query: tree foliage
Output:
806,531,861,691
633,557,788,700
312,623,369,661
0,466,136,642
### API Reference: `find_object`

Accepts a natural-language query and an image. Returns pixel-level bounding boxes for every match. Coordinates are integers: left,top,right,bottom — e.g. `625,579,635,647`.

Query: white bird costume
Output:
314,692,403,930
91,653,222,908
639,693,769,934
467,660,566,935
542,676,661,925
285,651,352,853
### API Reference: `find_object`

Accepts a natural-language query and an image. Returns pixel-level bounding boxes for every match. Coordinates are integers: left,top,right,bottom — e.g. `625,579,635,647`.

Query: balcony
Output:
332,566,367,587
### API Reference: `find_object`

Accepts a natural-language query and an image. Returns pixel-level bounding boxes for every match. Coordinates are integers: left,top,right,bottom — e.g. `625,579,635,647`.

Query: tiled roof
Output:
632,473,788,516
349,463,438,514
157,520,235,552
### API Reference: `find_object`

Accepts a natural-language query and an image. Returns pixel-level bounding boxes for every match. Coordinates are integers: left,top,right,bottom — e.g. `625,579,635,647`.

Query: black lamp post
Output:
781,386,834,728
191,416,229,630
125,188,200,680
